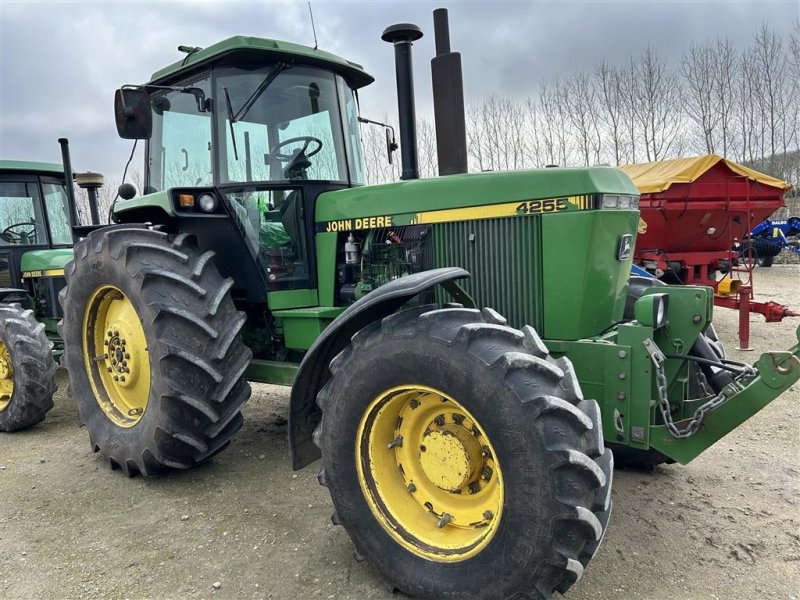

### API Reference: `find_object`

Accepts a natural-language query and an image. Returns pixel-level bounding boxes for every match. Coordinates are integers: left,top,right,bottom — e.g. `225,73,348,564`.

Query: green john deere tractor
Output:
58,16,800,600
0,147,103,432
0,159,76,431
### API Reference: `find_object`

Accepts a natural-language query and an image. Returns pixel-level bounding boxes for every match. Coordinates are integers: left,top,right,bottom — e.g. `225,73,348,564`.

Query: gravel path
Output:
1,265,798,599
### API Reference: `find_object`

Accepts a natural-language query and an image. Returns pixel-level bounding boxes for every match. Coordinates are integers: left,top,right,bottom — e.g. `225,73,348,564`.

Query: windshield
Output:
0,181,48,245
146,65,367,192
216,65,360,185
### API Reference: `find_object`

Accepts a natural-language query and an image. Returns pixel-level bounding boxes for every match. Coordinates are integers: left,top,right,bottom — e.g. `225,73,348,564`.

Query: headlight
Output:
633,293,670,328
197,193,218,212
601,194,639,209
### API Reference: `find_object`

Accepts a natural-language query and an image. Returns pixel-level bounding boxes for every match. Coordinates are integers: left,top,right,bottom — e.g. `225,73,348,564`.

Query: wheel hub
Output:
419,425,483,492
82,285,151,427
357,385,503,562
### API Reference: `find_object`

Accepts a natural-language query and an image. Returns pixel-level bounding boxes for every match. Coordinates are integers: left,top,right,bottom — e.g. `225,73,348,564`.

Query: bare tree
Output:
596,61,626,165
631,46,684,161
565,72,602,165
682,41,719,153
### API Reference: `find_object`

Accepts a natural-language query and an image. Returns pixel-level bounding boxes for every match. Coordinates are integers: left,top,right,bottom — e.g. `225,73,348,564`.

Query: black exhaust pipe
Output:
382,23,423,180
431,8,468,175
58,138,81,240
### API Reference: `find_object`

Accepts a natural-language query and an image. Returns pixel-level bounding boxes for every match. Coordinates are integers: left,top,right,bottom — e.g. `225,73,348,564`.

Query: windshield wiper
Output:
232,62,291,123
223,87,239,161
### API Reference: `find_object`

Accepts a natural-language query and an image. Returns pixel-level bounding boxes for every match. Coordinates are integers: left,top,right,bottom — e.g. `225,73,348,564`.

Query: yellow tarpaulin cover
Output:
619,154,791,194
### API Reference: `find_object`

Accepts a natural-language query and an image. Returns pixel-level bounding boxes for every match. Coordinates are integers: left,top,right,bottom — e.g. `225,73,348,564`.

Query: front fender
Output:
288,267,471,470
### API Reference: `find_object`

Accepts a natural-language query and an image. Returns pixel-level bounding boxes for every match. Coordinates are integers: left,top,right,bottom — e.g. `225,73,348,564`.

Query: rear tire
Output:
315,305,612,599
59,227,252,476
0,304,57,432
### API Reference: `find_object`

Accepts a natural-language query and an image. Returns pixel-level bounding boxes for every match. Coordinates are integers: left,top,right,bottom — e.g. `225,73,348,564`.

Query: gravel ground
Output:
1,265,798,600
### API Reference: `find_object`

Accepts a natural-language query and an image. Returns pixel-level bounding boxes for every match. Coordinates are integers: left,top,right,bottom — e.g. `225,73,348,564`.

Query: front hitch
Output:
649,324,800,464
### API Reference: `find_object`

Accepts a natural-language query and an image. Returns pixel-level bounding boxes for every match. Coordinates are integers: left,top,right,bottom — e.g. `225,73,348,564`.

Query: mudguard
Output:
288,267,470,470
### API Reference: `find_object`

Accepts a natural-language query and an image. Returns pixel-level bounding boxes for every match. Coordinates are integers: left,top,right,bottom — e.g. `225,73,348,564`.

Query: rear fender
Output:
288,267,471,470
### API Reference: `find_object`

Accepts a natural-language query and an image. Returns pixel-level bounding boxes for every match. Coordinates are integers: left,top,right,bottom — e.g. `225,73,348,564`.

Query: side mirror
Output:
385,128,398,165
114,88,152,139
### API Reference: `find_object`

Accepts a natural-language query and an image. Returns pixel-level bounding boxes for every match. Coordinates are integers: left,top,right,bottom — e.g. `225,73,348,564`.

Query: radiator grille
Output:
432,217,543,330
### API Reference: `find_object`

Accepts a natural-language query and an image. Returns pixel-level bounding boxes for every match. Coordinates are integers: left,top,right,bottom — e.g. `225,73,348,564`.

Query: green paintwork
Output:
20,249,74,272
541,210,638,340
316,233,338,307
273,306,344,350
650,328,800,463
550,285,714,452
41,317,60,335
0,161,64,176
113,189,175,220
244,358,298,386
316,167,637,223
149,36,374,89
268,289,318,311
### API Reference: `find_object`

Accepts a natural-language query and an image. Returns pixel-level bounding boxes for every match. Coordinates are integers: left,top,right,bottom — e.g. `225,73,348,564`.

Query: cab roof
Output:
149,36,374,89
0,160,64,176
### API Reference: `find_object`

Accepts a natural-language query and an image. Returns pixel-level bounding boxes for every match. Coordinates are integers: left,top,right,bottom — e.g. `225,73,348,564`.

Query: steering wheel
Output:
2,222,38,244
268,136,323,162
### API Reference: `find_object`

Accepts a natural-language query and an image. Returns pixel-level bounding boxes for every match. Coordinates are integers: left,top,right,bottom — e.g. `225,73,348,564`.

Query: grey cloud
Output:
1,0,797,183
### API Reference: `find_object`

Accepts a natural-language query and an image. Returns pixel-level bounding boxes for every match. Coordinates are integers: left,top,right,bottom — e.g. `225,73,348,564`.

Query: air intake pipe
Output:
382,23,423,180
431,8,468,175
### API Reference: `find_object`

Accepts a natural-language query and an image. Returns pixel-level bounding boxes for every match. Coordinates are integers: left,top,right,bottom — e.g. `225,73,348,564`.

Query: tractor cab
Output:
114,37,373,295
0,161,74,319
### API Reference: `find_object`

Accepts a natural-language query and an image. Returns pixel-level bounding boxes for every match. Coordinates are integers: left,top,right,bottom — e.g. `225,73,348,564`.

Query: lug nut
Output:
113,331,119,337
433,414,445,427
469,482,480,494
409,398,420,410
452,414,465,425
483,510,493,520
481,467,493,482
120,376,125,382
387,436,403,449
107,367,112,373
113,376,119,381
124,353,130,359
107,331,113,337
407,483,416,493
436,513,453,528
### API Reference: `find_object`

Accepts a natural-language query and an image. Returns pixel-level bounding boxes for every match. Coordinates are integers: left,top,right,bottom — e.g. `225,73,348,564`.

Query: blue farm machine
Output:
742,216,800,267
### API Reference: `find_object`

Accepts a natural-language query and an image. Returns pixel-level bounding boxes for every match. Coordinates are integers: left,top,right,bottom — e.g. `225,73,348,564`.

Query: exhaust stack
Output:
382,23,423,180
57,138,81,240
431,8,467,175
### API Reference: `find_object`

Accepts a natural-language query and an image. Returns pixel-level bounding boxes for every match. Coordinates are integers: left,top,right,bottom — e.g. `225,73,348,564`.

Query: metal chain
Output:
643,338,744,439
654,360,729,439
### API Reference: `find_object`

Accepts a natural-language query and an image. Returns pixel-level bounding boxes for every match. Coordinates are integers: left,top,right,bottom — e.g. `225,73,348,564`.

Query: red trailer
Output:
620,155,797,349
619,154,790,286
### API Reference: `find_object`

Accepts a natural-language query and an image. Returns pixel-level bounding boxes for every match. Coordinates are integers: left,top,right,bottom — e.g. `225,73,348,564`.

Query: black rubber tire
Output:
0,304,57,432
757,255,774,268
58,227,252,476
314,305,613,600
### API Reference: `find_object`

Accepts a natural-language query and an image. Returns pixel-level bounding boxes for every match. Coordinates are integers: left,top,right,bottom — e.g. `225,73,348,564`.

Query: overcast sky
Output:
1,0,798,184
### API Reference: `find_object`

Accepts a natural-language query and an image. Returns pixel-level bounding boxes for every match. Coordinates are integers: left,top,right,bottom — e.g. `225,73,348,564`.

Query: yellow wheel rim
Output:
356,385,504,562
0,340,14,412
82,285,151,427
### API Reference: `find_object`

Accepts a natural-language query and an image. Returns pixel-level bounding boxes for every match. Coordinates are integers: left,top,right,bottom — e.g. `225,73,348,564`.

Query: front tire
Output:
59,227,252,476
315,305,612,599
0,304,57,432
